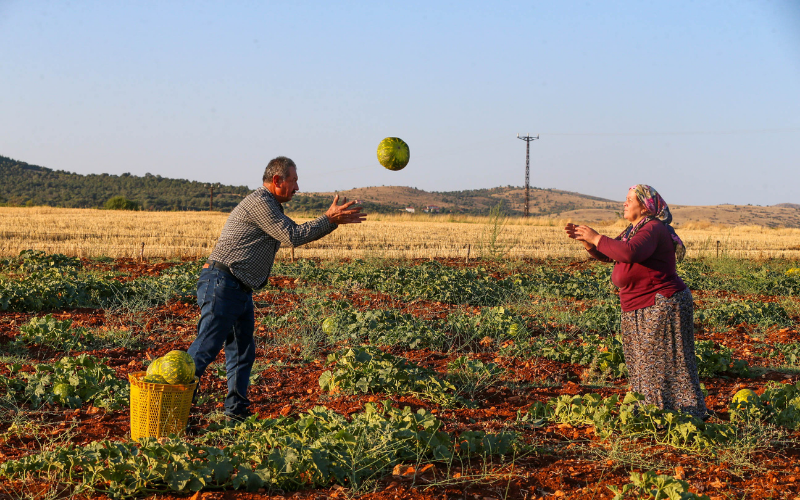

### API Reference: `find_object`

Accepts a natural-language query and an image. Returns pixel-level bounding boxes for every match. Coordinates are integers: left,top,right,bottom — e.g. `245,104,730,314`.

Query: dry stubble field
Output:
2,207,800,260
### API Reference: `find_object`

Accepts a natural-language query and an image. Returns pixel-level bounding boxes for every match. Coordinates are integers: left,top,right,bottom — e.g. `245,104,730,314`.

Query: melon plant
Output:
377,137,410,171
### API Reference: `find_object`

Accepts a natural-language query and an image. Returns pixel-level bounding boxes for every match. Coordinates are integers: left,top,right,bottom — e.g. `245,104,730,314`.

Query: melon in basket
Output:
157,350,196,385
146,357,164,377
142,374,168,384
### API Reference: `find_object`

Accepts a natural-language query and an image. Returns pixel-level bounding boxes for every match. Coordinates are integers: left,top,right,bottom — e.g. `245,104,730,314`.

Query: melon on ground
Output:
377,137,410,171
158,350,196,385
322,317,337,335
731,388,759,408
53,383,73,398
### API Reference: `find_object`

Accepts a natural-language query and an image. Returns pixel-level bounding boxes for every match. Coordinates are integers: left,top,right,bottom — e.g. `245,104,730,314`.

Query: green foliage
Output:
676,260,716,291
322,308,445,349
446,356,504,400
520,266,614,300
730,381,800,430
15,314,96,352
104,195,140,210
678,259,800,296
14,249,82,272
759,341,800,366
694,340,750,378
445,306,528,349
503,333,628,379
0,403,516,497
578,301,621,333
609,471,710,500
0,261,199,312
523,392,737,451
279,260,518,306
318,346,462,407
697,300,791,328
0,354,128,410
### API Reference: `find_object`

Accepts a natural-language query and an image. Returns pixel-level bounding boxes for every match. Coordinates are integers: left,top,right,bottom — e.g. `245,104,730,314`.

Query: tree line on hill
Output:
0,155,250,211
0,154,616,216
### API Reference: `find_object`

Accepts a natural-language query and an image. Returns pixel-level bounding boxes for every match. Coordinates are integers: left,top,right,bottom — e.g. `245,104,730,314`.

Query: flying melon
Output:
377,137,410,171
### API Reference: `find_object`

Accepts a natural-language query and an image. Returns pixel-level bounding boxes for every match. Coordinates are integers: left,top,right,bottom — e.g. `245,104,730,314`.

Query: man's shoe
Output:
224,410,254,425
185,414,203,436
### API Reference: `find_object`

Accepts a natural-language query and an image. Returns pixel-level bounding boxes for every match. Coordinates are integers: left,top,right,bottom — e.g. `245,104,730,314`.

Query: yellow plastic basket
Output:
129,371,198,440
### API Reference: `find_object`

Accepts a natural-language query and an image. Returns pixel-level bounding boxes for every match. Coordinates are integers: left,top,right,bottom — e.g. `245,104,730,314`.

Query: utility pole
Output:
208,183,220,211
516,133,539,217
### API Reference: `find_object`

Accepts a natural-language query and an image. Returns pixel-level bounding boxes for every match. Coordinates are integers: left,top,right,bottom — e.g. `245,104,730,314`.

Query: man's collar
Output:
259,186,285,212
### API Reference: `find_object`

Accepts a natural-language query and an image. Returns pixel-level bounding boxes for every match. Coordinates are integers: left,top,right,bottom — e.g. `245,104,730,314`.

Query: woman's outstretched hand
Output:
565,223,602,248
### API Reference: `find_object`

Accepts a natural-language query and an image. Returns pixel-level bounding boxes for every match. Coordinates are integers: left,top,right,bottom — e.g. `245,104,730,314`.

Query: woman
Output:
565,185,706,418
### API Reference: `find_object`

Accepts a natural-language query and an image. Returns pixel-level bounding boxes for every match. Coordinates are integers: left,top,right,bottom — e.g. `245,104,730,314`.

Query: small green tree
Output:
104,196,140,210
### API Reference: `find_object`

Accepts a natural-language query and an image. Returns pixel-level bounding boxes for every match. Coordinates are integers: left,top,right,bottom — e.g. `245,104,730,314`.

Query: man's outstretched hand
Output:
325,195,367,225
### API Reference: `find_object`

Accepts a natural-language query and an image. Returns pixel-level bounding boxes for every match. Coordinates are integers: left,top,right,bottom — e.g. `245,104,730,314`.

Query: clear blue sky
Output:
1,0,798,206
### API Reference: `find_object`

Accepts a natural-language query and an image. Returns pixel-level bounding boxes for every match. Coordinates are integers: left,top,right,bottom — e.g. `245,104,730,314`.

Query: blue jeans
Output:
187,267,255,417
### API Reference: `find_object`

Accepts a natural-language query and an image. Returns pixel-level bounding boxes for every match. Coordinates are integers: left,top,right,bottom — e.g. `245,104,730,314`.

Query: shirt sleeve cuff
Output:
319,215,338,231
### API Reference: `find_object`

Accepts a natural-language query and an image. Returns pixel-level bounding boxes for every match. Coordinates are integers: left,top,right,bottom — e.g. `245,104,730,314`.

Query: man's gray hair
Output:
263,156,296,184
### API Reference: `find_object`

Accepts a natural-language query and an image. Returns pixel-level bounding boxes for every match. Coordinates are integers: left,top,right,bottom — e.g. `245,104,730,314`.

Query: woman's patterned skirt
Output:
620,288,707,418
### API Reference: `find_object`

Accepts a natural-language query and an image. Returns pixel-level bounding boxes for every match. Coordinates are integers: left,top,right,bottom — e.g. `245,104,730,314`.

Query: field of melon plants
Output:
2,250,800,499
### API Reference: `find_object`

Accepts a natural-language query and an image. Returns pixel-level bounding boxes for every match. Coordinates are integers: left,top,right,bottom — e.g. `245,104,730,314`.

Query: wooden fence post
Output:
291,247,295,263
465,244,471,263
140,242,145,262
716,240,720,258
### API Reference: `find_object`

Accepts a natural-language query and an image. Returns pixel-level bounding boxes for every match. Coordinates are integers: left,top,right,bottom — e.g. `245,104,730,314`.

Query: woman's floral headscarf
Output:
619,184,686,262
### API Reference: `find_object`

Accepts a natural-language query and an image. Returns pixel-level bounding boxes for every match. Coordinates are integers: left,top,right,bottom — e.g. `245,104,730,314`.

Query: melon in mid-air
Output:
156,350,196,385
377,137,410,171
731,388,759,408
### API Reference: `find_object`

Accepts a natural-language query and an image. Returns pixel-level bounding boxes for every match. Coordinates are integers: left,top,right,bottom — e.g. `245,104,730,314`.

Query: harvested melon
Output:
146,357,164,377
158,350,196,385
142,374,168,384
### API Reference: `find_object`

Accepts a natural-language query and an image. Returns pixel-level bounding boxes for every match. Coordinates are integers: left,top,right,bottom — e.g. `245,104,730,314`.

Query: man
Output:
187,156,365,421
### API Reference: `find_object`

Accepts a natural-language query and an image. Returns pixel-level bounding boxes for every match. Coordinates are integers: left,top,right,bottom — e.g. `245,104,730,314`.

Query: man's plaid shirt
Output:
208,187,337,290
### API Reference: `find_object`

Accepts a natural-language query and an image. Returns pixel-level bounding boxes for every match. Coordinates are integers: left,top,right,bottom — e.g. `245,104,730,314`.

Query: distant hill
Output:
296,186,800,228
0,155,250,211
2,155,798,227
290,185,619,216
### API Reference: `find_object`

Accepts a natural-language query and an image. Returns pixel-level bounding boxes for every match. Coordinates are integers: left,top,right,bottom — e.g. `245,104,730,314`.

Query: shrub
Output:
105,196,140,210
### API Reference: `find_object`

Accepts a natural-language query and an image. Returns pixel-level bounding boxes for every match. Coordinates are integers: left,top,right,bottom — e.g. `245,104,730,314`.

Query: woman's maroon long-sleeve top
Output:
587,220,686,312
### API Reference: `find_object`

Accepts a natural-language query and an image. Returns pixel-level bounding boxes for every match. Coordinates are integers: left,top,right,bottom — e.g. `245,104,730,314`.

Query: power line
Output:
516,133,539,217
540,128,800,136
